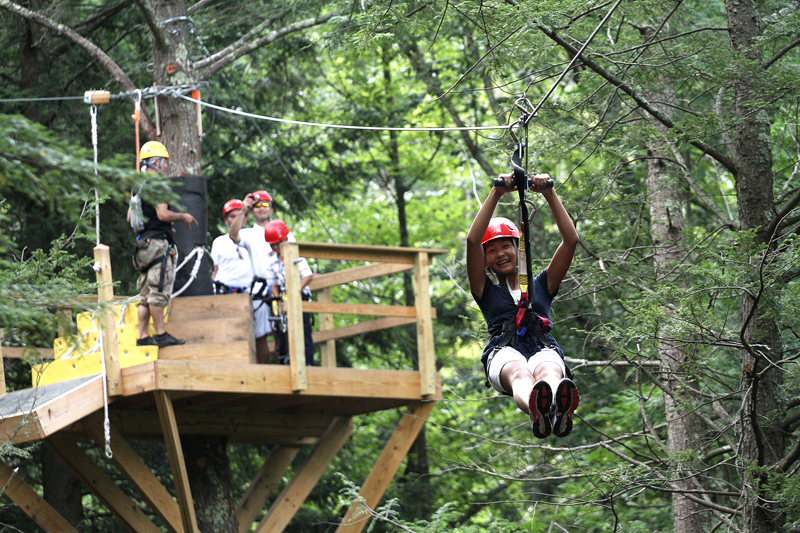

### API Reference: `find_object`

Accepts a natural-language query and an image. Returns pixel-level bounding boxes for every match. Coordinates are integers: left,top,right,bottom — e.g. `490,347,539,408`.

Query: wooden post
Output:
84,415,186,533
0,329,5,398
317,287,337,367
93,244,122,396
283,242,307,391
413,252,436,397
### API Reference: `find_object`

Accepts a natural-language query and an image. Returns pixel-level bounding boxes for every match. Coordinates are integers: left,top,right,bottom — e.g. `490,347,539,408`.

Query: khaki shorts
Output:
135,238,174,308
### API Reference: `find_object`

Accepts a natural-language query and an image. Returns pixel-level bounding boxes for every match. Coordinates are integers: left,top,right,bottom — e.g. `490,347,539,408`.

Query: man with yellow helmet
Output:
127,141,198,347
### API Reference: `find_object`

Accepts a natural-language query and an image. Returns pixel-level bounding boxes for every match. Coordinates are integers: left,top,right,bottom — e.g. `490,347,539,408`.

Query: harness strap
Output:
214,281,249,294
157,252,169,293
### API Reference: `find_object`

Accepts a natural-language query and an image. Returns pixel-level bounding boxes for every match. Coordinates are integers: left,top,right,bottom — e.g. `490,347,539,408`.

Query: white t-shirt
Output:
266,251,313,299
210,234,253,289
237,224,297,279
236,224,275,279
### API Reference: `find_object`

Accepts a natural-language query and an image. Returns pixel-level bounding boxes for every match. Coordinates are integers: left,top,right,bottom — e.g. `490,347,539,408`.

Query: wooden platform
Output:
0,242,446,533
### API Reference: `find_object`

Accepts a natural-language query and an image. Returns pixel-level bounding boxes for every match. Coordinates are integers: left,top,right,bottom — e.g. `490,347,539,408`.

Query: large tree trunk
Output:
724,0,786,531
151,0,201,176
183,436,237,533
150,2,234,531
644,69,707,533
41,444,84,525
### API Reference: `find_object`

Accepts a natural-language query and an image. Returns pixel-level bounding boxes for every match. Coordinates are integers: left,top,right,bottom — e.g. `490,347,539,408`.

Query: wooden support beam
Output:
0,346,54,359
296,242,447,263
93,244,122,396
308,262,413,290
302,301,419,317
312,316,417,344
256,417,354,533
337,401,436,533
45,435,162,533
317,288,336,367
283,243,307,392
122,362,441,401
414,252,436,396
84,414,185,533
0,459,77,533
155,391,199,533
0,329,5,398
236,445,301,533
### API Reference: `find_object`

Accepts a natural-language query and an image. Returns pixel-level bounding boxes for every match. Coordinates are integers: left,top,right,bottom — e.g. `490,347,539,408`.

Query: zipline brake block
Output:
84,91,111,105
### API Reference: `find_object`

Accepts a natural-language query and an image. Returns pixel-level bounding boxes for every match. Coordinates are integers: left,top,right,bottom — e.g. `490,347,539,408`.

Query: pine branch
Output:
196,11,340,80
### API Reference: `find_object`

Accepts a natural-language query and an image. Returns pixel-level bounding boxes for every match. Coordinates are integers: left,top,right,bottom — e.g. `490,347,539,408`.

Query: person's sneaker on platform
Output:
153,331,186,347
136,336,158,346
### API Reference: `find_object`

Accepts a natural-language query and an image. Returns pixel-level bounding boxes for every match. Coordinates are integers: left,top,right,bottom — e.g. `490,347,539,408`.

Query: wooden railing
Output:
2,243,447,399
284,242,447,396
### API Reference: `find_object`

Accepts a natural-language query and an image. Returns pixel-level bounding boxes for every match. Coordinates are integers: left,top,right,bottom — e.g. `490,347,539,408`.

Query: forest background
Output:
0,0,799,532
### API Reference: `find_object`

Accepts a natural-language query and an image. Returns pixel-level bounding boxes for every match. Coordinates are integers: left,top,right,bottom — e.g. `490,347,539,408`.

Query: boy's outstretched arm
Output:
534,181,579,295
466,177,513,299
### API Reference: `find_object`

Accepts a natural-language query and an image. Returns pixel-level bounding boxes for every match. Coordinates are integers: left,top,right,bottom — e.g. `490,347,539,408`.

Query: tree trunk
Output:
183,435,237,533
149,2,234,531
41,443,84,526
151,0,201,176
644,69,708,533
724,0,786,531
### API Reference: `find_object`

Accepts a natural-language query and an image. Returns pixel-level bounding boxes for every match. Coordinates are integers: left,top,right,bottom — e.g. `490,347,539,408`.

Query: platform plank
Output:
0,375,106,443
121,361,437,400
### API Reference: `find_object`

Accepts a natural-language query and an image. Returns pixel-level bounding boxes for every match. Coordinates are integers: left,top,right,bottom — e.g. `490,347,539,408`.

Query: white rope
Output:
90,105,100,245
171,246,209,298
95,324,113,459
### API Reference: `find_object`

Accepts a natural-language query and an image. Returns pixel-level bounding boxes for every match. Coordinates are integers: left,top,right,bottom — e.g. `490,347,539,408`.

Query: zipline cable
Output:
176,93,508,132
523,0,625,125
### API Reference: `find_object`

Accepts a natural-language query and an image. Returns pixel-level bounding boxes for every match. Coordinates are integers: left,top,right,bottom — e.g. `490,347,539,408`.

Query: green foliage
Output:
2,0,800,531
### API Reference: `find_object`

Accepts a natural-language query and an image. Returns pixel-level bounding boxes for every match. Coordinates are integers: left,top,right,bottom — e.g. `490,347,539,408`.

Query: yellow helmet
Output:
139,141,169,160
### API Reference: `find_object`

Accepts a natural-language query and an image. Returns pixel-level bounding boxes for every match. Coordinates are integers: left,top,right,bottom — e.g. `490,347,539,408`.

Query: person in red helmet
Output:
264,219,316,366
466,171,580,439
210,199,253,295
229,190,295,363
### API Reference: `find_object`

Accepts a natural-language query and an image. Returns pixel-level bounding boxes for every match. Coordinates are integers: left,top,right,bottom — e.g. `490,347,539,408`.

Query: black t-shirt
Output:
473,269,560,368
138,199,173,243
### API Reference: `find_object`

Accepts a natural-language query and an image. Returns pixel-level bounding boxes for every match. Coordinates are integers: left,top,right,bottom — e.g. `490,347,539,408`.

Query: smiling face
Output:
483,237,517,276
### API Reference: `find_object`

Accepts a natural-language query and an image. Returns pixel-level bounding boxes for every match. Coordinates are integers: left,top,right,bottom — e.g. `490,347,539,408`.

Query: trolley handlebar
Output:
492,177,554,189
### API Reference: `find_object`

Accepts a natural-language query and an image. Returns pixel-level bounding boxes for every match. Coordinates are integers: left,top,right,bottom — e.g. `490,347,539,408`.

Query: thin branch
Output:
671,148,738,229
132,0,168,50
0,0,134,91
763,36,800,69
196,11,340,80
536,24,738,176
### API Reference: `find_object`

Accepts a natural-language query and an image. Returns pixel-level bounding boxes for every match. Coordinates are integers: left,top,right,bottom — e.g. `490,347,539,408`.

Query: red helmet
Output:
481,217,520,246
250,190,272,205
264,220,290,244
223,199,243,217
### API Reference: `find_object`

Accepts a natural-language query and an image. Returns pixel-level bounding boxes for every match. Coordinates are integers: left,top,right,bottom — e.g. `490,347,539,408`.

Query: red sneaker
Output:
529,381,553,438
553,378,580,437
